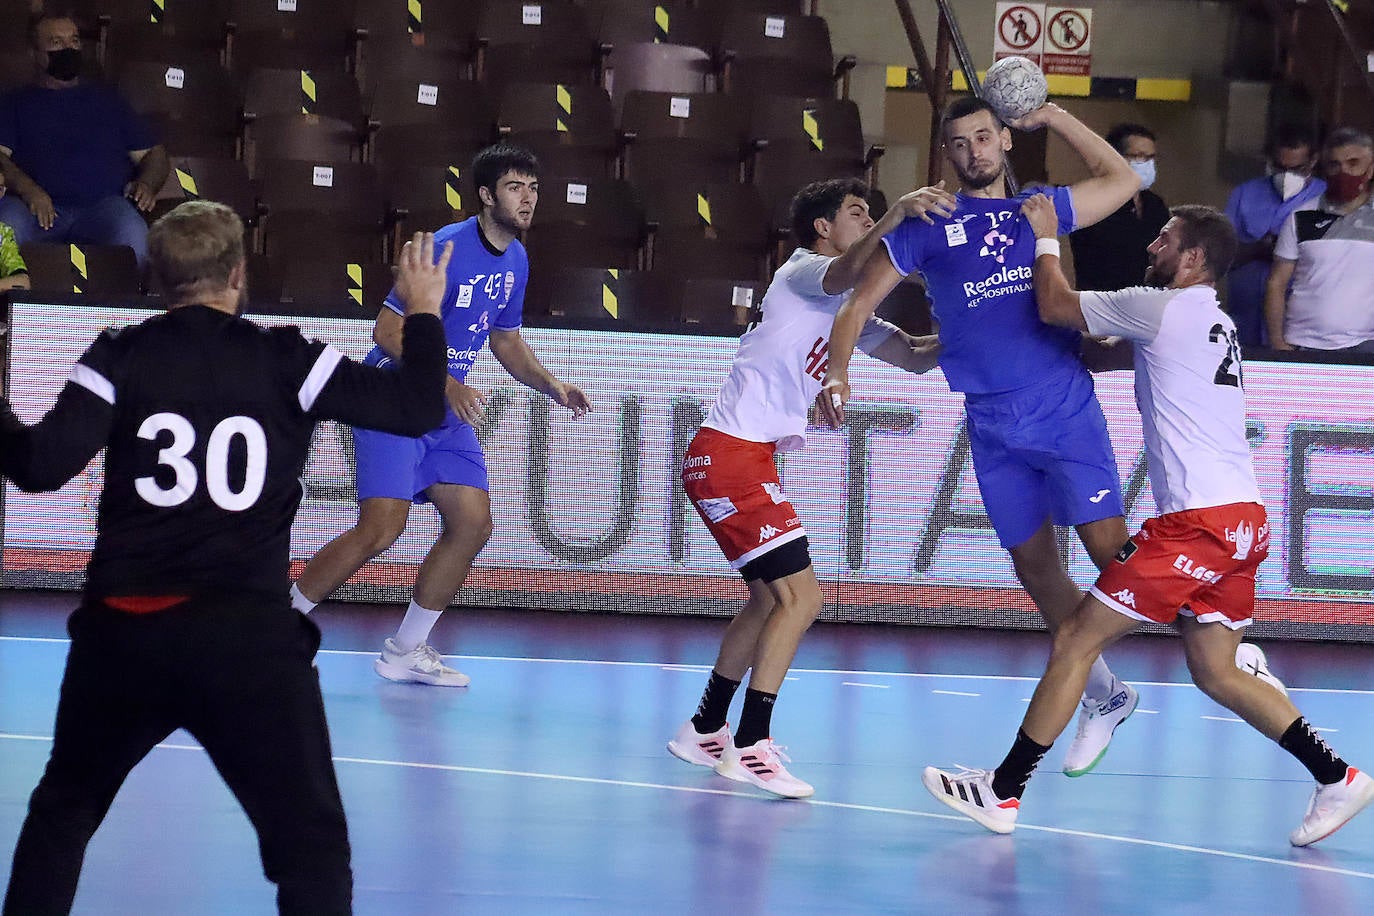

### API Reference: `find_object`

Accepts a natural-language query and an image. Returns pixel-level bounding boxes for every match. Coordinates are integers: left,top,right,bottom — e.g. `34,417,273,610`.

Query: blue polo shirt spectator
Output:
1224,125,1325,346
0,14,169,270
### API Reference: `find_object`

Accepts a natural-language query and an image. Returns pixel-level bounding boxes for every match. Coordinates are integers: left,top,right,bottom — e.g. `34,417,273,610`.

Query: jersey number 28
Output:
134,413,267,511
1208,324,1241,388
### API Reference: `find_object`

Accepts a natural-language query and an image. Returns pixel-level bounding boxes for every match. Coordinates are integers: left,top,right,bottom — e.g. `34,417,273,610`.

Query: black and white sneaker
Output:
922,766,1020,834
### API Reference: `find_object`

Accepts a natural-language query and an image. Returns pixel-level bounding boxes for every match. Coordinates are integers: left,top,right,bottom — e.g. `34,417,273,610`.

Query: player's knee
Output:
353,521,405,557
1185,652,1238,699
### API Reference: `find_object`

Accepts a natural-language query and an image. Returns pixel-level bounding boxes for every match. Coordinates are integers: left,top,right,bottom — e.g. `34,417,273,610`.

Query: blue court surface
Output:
2,590,1372,915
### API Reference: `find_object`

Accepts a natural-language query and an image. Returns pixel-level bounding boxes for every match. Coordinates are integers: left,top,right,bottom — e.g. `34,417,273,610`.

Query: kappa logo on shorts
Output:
761,482,786,505
758,524,782,542
1114,539,1138,564
1110,588,1137,609
696,496,737,523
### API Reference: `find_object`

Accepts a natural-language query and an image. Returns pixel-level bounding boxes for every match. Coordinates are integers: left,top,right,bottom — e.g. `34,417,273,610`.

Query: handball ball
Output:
982,56,1048,124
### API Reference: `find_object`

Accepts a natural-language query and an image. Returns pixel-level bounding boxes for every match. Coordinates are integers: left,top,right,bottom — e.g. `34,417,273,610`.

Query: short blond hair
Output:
147,200,245,301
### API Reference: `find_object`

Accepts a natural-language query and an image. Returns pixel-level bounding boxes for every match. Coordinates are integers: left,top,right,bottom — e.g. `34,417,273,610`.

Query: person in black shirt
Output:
1068,123,1169,291
1,201,451,916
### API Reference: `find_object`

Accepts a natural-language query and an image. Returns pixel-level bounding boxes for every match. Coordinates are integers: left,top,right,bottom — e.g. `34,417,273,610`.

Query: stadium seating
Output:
224,0,365,73
474,1,605,87
119,60,244,159
718,12,854,100
257,158,386,262
497,82,620,179
20,243,141,297
620,90,750,185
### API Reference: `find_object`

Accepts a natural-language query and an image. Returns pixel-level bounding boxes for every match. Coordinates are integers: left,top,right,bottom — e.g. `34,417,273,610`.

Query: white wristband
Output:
1034,237,1061,259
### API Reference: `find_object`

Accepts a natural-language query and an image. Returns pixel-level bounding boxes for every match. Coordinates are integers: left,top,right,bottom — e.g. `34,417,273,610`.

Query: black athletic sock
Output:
690,670,742,733
733,688,777,748
991,729,1053,800
1279,716,1349,785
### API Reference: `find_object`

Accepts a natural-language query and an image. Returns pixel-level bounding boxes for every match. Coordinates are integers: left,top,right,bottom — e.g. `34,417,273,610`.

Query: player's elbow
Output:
1037,291,1082,329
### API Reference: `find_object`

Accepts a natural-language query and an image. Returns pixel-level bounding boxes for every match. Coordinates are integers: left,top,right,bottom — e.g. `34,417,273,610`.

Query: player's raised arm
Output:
1013,103,1139,229
1021,193,1088,331
821,183,956,294
817,247,904,427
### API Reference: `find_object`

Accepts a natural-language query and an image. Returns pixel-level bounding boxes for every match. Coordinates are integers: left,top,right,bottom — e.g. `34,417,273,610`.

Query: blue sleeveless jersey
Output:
881,187,1080,395
365,216,528,387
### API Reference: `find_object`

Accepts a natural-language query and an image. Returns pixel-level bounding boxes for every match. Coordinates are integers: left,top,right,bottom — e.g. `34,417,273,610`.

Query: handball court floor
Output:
2,590,1373,915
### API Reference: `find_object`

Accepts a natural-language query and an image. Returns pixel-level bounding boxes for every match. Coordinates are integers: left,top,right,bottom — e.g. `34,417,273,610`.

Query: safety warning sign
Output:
1044,6,1092,76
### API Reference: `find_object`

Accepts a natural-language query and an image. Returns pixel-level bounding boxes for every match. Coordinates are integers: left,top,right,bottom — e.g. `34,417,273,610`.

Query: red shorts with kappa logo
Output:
1091,502,1269,629
682,426,806,569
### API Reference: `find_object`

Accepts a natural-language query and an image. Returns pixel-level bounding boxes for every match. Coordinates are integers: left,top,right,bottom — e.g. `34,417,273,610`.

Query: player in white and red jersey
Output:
924,199,1374,846
668,178,948,798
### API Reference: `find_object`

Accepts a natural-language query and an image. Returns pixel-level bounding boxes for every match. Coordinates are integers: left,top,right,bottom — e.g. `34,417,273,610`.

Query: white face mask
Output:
1129,159,1156,191
1271,170,1308,201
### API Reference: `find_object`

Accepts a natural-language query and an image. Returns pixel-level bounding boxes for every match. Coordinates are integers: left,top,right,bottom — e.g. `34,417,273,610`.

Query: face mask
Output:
1326,170,1371,205
1129,159,1156,191
45,47,82,82
1271,170,1308,201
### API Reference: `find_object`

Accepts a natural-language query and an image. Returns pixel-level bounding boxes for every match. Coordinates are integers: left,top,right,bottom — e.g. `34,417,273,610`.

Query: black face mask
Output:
45,47,82,82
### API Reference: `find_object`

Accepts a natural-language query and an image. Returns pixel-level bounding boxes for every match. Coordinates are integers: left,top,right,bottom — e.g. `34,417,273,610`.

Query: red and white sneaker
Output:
714,738,814,799
1290,766,1374,847
922,766,1020,834
667,720,731,768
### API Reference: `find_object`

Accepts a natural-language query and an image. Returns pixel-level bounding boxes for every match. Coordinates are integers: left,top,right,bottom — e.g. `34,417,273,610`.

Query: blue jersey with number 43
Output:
882,187,1080,395
366,216,528,384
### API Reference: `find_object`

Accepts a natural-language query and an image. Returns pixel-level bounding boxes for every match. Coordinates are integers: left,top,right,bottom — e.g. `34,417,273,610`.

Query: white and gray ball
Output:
982,56,1049,124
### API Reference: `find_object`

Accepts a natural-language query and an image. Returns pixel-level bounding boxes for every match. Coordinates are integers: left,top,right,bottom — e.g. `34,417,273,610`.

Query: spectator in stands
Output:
1264,126,1374,353
0,13,169,270
1069,123,1169,291
1225,124,1325,347
0,216,29,291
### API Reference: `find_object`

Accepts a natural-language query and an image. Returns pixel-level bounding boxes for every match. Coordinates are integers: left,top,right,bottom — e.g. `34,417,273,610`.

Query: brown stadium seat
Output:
118,60,244,159
257,158,386,263
696,0,809,18
638,182,772,281
223,0,364,74
497,82,619,179
382,162,474,253
355,0,479,86
154,156,261,226
241,68,371,173
619,90,750,185
19,243,141,297
366,73,496,172
0,49,33,91
474,1,605,88
267,255,393,315
602,42,714,112
81,0,229,72
523,176,645,272
681,275,766,332
719,12,855,100
585,0,715,51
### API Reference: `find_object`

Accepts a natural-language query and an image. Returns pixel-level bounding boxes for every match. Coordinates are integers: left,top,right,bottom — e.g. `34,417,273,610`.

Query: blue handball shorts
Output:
352,418,489,503
963,368,1124,550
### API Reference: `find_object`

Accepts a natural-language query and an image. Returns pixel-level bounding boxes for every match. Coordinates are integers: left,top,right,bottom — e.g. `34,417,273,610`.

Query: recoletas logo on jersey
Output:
979,227,1014,264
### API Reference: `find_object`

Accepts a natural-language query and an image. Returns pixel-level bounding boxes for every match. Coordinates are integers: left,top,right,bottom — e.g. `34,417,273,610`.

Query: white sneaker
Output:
1063,682,1138,777
1235,642,1288,696
714,738,814,799
922,766,1019,834
667,720,731,767
1290,766,1374,847
373,638,471,687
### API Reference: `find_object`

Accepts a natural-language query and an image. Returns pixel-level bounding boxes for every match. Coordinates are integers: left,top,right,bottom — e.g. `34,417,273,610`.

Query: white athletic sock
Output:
1085,656,1118,702
290,582,317,615
393,601,444,653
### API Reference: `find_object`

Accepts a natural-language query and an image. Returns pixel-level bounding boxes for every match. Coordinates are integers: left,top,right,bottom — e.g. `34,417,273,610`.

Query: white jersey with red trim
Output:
1078,284,1262,515
703,248,898,452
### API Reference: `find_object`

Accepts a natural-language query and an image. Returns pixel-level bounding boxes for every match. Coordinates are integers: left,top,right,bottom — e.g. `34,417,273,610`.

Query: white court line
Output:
931,689,980,697
3,636,1374,695
2,730,1371,882
841,682,890,689
1203,716,1247,724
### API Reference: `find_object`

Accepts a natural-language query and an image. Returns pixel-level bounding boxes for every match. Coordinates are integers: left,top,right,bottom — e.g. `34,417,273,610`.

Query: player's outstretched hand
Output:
817,374,849,428
1020,193,1060,240
1007,101,1063,133
447,382,488,425
551,382,592,419
894,181,958,224
394,232,453,317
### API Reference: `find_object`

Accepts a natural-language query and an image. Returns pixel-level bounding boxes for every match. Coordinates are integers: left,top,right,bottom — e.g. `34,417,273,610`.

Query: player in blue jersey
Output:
818,97,1146,775
289,144,591,686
